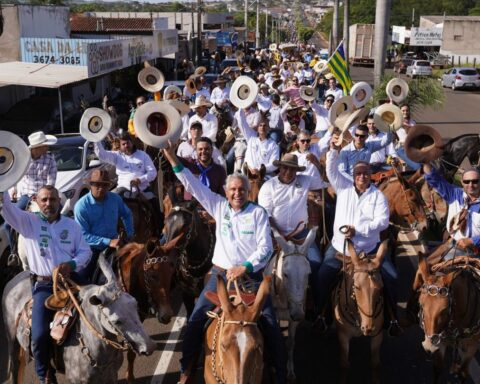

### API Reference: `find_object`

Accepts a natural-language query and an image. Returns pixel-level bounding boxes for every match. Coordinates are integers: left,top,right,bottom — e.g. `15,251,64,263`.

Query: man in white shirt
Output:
366,116,399,171
314,142,399,335
256,83,272,112
188,96,218,143
396,104,420,170
161,143,286,384
324,77,344,100
267,94,284,143
209,76,230,108
311,94,335,137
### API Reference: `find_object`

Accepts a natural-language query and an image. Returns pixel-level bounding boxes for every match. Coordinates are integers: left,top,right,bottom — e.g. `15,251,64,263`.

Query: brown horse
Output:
204,275,270,384
115,238,178,383
122,194,158,243
414,254,480,384
333,240,388,384
243,163,266,202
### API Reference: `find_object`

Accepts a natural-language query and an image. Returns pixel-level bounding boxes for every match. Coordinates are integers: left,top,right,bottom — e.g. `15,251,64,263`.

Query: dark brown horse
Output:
414,254,480,384
115,238,178,382
435,133,480,180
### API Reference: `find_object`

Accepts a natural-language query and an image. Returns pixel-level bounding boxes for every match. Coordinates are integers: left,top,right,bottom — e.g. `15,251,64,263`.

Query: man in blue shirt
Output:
74,169,134,281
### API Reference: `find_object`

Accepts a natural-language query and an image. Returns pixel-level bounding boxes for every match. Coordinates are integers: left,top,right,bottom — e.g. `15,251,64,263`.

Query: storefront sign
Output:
410,28,443,46
154,29,178,57
21,38,99,65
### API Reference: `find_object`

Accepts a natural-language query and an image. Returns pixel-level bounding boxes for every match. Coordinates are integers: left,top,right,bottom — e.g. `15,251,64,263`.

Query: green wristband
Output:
172,164,184,173
242,261,254,274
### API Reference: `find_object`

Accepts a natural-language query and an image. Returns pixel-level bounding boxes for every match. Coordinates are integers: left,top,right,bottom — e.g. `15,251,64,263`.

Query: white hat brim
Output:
373,103,403,132
138,67,165,93
328,95,354,126
80,107,112,142
300,86,317,101
230,76,259,109
350,81,373,108
0,131,31,191
386,78,409,104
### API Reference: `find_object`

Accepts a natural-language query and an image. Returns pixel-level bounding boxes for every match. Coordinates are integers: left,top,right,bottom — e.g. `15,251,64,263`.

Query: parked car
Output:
441,67,480,90
394,59,413,74
50,134,116,214
406,60,432,78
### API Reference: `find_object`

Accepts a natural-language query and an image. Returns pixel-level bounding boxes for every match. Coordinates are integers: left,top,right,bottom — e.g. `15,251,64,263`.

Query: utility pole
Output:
332,0,339,51
255,1,260,48
272,14,275,43
265,9,268,45
197,0,202,66
343,0,349,67
191,2,195,61
373,0,392,87
245,0,248,49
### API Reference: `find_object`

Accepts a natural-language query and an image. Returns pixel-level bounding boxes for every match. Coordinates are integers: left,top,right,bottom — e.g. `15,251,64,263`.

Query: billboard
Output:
410,27,443,46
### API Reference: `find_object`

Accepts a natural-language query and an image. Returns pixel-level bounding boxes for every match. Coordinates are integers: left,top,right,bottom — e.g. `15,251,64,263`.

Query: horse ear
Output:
260,164,266,180
347,239,359,264
161,232,184,252
251,276,271,319
299,227,318,254
414,252,429,290
98,254,117,286
272,228,293,253
442,271,456,286
373,240,389,267
216,275,233,314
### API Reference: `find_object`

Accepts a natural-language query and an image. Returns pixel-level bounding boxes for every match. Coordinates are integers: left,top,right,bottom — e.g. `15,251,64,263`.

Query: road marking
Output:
150,305,187,384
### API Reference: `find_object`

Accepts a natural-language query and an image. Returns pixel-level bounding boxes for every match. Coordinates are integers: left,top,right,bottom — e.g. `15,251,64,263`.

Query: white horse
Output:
265,227,317,381
2,255,156,384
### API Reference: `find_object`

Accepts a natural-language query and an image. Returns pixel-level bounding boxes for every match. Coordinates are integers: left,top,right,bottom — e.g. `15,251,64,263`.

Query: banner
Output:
410,28,443,46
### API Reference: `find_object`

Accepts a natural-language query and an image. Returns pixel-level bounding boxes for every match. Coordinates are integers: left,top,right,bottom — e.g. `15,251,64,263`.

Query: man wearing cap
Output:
1,185,91,384
314,143,400,335
188,96,218,143
366,115,399,171
311,94,335,138
235,109,280,178
422,163,480,259
338,124,393,182
324,77,344,101
161,142,287,384
209,76,230,108
74,169,134,281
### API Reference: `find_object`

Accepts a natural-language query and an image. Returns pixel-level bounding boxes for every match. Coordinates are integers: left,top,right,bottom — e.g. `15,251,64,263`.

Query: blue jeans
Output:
397,146,421,170
6,194,31,250
268,129,284,144
180,266,287,383
315,243,398,314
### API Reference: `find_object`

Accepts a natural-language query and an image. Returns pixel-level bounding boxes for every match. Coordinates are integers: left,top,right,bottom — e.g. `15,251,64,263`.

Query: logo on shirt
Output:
60,230,69,240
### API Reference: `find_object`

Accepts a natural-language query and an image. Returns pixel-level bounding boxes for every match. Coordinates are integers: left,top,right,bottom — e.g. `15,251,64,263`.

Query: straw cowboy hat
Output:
185,75,199,95
230,76,258,109
313,60,328,74
0,131,31,192
300,86,317,102
404,125,444,163
194,66,207,76
350,81,373,108
80,107,112,143
386,78,409,104
28,131,57,149
286,101,302,112
138,66,165,93
324,73,335,80
163,85,182,99
166,99,191,117
373,103,403,132
335,107,371,133
87,169,113,186
190,95,213,109
328,95,354,126
213,76,228,85
273,153,306,171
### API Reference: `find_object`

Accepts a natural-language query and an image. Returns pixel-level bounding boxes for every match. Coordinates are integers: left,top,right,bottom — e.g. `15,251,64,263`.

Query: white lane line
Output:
150,305,187,384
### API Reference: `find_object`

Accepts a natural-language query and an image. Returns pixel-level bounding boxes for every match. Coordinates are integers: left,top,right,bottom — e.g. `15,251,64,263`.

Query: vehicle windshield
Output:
416,61,430,66
459,69,477,76
50,145,84,171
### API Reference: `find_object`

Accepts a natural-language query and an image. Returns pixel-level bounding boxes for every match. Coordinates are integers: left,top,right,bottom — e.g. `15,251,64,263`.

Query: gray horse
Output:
2,255,156,384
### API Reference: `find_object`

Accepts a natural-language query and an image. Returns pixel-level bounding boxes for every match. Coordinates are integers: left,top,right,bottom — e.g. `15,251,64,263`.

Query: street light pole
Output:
197,0,202,66
245,0,248,48
265,9,268,46
373,0,392,87
255,0,260,48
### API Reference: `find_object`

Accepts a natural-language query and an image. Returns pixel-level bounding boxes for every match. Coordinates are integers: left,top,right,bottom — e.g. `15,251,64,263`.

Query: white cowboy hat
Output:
166,99,191,117
324,73,335,80
190,95,212,109
300,85,317,102
374,103,403,132
185,75,198,95
79,108,112,143
138,66,165,93
386,78,409,104
328,95,354,126
269,43,278,51
230,76,258,109
194,66,207,76
163,85,182,99
349,81,373,108
335,107,370,133
0,131,31,192
28,131,57,149
313,60,328,74
133,101,182,149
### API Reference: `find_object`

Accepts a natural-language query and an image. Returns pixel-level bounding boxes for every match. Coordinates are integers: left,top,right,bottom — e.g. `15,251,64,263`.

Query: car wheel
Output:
451,82,456,91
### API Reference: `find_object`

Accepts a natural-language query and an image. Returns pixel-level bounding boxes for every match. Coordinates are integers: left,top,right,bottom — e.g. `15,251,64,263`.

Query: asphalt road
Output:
1,68,479,384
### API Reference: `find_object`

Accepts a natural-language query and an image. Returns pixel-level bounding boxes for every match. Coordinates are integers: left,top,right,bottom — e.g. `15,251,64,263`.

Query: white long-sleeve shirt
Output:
188,113,218,142
210,86,230,106
95,142,157,192
326,150,390,255
311,101,330,133
258,174,325,235
177,140,226,168
367,130,398,164
325,87,344,100
256,93,272,112
281,103,305,135
1,193,91,276
291,130,331,183
174,166,273,272
236,110,279,174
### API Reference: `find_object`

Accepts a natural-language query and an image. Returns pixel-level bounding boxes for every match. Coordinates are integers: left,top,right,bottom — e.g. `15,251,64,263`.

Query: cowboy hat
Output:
163,85,182,99
87,168,113,185
335,107,370,133
269,43,278,51
230,76,258,109
138,66,165,93
190,95,213,109
213,76,228,84
373,103,403,132
286,101,303,112
324,73,335,80
350,81,373,108
28,131,57,149
328,95,354,126
133,101,182,149
185,75,198,95
166,99,191,117
45,288,70,310
79,108,112,143
300,86,317,102
386,78,409,104
0,131,31,192
313,60,328,74
404,125,444,163
273,153,306,171
194,66,207,76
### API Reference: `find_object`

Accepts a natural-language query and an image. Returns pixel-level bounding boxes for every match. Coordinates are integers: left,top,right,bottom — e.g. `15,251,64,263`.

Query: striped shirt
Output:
17,153,57,197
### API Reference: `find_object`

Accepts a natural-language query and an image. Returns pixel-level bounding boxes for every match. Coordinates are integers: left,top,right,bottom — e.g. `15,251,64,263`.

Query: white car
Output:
406,60,433,78
441,67,480,90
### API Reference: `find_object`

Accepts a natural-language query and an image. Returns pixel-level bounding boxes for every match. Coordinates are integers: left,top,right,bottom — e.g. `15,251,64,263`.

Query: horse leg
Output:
286,321,298,382
370,332,383,384
125,349,136,384
337,329,351,384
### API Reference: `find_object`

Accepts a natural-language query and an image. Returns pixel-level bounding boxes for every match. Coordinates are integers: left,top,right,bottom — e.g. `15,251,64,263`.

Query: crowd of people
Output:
1,44,479,384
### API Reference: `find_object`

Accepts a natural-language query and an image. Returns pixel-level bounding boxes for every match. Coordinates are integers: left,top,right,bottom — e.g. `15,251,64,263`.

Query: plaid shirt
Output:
17,153,57,197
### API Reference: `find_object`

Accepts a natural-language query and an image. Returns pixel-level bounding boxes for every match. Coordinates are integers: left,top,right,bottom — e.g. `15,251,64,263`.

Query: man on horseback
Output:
315,140,402,336
1,185,91,384
188,96,218,143
74,169,134,281
209,76,230,108
366,115,399,172
423,163,480,258
162,142,287,384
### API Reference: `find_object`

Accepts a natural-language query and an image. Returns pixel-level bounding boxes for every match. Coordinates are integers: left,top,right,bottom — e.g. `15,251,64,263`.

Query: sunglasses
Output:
299,139,311,143
462,179,479,185
355,133,368,138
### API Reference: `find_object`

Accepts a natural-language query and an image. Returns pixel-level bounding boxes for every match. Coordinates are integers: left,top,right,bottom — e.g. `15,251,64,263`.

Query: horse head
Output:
213,275,270,384
415,253,455,353
273,228,317,321
243,164,266,202
82,255,156,356
347,240,386,336
163,201,198,243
